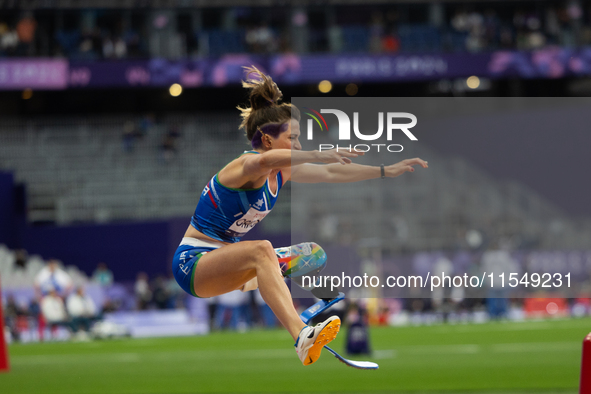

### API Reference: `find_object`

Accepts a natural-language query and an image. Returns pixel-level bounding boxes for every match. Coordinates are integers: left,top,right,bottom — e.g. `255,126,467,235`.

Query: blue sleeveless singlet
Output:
190,151,284,243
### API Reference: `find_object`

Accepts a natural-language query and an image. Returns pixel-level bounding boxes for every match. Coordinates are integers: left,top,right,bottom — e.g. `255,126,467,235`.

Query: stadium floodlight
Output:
169,83,183,97
346,83,358,96
466,76,481,89
22,89,33,100
318,80,332,93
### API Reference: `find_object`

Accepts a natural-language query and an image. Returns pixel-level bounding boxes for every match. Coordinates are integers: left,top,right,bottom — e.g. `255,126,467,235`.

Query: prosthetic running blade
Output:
300,292,346,325
324,346,379,370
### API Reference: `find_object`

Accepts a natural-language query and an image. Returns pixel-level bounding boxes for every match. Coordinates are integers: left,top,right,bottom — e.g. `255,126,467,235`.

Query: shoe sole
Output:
304,317,341,366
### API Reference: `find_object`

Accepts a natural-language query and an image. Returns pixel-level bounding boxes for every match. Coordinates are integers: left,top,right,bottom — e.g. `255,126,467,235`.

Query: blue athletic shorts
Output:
172,243,217,298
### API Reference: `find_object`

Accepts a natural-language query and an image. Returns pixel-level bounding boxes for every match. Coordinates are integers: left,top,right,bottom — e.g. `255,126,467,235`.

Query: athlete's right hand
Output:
317,148,363,165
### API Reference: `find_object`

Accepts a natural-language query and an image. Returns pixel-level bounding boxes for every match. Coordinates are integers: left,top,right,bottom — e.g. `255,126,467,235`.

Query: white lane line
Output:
373,349,397,359
12,340,578,367
12,352,141,365
399,344,481,355
490,342,579,353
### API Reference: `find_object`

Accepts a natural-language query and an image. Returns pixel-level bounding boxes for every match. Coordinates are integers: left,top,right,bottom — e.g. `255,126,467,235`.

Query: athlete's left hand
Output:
385,157,428,178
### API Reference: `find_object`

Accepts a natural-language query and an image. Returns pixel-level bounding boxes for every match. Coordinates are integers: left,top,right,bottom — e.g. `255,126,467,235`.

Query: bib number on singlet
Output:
227,207,269,237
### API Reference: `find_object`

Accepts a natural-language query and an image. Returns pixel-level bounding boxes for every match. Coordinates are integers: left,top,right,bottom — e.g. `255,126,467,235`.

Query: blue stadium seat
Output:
203,29,246,56
341,26,370,53
398,24,442,53
443,30,469,52
55,30,81,55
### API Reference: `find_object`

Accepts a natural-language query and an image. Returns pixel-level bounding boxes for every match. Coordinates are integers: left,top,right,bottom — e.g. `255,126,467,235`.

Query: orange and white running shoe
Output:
294,315,341,366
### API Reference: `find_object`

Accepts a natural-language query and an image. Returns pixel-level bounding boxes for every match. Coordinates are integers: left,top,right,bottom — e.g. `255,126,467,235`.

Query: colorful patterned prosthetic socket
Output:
275,242,327,291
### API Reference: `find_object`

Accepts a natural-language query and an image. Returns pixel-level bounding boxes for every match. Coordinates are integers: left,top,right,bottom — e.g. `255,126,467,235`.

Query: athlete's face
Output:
270,120,301,151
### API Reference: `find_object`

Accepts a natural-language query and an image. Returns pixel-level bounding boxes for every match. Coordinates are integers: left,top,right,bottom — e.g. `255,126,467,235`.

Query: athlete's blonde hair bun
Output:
241,66,283,112
237,66,300,146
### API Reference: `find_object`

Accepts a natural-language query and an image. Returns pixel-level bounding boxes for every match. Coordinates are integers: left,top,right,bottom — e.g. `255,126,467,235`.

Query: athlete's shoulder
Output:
240,150,260,156
218,151,268,189
231,150,261,167
221,151,258,170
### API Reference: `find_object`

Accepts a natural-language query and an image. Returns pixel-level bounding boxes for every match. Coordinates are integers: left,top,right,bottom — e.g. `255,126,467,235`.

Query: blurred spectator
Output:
214,290,250,331
4,294,26,342
40,288,72,337
135,272,152,310
451,10,470,33
483,9,501,48
499,25,514,48
2,5,591,58
345,303,371,355
14,249,28,270
206,297,217,329
369,12,385,53
160,124,181,163
481,240,519,319
138,114,155,136
34,259,74,298
113,37,127,58
92,262,114,287
451,9,487,52
28,295,45,340
167,123,181,139
122,121,139,153
152,275,170,309
165,274,183,309
101,298,119,314
102,34,128,59
78,27,101,60
0,23,18,55
28,296,41,321
381,33,400,53
123,29,142,56
66,286,98,338
16,12,36,56
102,35,114,58
5,4,591,59
160,134,177,163
431,253,454,309
246,23,277,53
527,30,547,49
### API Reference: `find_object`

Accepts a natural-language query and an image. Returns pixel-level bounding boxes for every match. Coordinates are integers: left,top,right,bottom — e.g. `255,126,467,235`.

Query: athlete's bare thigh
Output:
192,240,274,298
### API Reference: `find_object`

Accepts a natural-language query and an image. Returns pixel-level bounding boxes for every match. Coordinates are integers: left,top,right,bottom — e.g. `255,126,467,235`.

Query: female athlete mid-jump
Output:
172,66,428,366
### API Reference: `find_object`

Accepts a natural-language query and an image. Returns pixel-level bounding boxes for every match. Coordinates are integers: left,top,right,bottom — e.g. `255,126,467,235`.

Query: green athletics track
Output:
1,317,588,394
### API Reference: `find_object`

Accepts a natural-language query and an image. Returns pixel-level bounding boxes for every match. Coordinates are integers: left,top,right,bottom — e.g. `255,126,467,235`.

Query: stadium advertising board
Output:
3,47,591,90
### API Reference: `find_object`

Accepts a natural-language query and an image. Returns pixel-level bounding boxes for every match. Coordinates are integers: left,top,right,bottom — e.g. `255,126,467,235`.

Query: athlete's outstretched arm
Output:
290,157,428,183
242,148,360,177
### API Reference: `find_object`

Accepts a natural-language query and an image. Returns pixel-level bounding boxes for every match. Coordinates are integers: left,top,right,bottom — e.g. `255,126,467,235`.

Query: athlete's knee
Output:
256,240,276,260
247,240,276,265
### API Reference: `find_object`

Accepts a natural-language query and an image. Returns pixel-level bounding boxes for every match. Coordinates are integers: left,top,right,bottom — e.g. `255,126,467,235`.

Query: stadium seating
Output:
397,24,443,52
103,307,209,337
203,29,246,56
341,26,371,53
0,245,89,291
55,30,81,56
